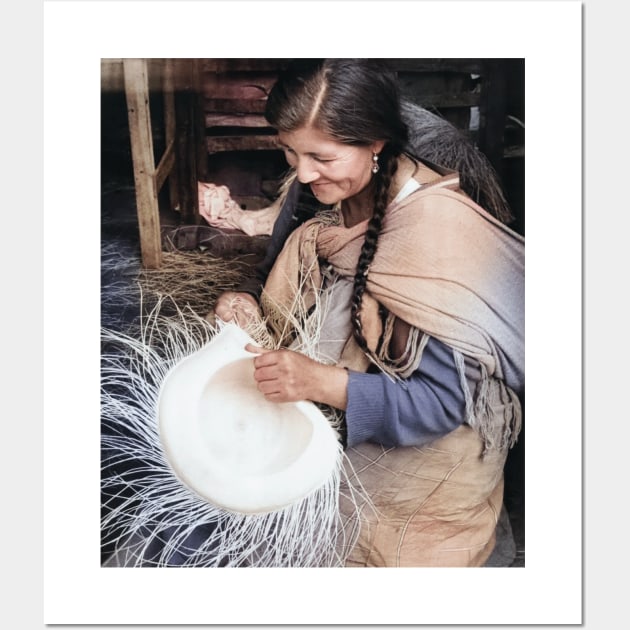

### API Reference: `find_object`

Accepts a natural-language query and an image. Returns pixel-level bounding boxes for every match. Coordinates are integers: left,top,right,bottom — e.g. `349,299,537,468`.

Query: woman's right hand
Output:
213,291,260,326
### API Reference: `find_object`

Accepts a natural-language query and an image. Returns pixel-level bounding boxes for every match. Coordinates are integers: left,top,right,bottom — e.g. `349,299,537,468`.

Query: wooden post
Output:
193,58,208,183
123,58,162,269
174,59,202,225
163,59,180,214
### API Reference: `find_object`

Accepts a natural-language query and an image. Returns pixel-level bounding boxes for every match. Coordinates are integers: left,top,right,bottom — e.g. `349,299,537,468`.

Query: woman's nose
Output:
295,158,319,184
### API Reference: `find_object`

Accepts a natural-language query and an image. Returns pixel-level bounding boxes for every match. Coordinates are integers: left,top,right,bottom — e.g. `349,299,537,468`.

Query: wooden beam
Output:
203,98,268,114
206,135,279,154
123,58,162,269
205,113,270,128
174,60,202,224
193,59,208,183
163,59,180,212
155,138,175,191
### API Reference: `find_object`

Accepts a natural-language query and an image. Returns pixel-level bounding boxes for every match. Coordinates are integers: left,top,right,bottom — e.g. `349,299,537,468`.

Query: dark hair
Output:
266,59,409,362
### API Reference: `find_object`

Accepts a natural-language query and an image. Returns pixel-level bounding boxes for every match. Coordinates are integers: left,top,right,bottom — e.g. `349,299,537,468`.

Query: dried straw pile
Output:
136,251,253,319
101,239,255,332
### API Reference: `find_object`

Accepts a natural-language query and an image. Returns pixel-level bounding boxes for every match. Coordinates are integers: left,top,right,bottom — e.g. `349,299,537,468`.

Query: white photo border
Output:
44,1,583,625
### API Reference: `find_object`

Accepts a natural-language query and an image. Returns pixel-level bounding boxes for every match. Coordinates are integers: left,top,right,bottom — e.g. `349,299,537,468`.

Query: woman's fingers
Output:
245,345,285,396
249,348,285,385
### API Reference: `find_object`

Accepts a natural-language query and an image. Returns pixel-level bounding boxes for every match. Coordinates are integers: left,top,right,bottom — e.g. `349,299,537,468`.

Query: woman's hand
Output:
246,344,349,410
214,291,260,326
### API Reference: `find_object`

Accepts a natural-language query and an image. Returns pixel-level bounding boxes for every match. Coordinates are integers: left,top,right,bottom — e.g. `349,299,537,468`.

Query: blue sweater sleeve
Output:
345,336,468,448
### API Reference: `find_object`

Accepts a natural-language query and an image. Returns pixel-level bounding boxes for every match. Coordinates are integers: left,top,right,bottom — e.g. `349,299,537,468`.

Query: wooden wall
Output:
198,58,524,164
101,58,524,233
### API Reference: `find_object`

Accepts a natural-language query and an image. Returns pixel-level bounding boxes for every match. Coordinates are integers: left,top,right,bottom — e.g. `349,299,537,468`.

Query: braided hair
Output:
349,145,400,362
265,59,409,361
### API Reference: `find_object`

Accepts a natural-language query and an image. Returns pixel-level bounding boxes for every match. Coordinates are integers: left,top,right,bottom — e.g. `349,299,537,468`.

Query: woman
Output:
214,59,524,567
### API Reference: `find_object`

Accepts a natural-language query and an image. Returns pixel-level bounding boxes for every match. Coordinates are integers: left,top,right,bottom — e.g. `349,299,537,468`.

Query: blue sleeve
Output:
345,336,469,448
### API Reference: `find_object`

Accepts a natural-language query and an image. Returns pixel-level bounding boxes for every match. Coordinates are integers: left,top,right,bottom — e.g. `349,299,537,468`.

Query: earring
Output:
372,153,380,174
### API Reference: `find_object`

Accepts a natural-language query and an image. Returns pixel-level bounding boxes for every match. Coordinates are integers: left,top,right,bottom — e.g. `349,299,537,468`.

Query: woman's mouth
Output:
310,182,331,193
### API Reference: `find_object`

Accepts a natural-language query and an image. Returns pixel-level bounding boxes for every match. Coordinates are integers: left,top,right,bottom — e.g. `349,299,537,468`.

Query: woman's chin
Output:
310,185,339,205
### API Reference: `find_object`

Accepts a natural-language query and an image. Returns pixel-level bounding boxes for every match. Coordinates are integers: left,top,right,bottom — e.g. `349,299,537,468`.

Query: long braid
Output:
350,150,399,363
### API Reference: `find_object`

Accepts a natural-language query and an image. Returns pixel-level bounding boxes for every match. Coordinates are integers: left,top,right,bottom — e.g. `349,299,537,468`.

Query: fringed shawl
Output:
261,172,524,452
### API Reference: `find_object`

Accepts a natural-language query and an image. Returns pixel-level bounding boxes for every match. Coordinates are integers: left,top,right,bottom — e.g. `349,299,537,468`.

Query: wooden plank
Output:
155,138,175,191
205,113,270,128
206,135,279,154
202,73,276,99
123,58,162,269
204,98,268,114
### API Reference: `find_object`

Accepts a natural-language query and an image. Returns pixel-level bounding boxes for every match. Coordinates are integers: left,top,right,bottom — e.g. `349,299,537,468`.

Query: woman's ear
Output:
371,140,386,155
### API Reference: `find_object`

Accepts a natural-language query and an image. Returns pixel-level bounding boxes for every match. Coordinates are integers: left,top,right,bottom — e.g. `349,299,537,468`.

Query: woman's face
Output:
277,126,385,206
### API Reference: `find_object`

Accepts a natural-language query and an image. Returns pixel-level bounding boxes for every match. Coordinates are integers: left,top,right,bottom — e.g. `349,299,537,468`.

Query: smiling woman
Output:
100,58,524,568
211,58,524,567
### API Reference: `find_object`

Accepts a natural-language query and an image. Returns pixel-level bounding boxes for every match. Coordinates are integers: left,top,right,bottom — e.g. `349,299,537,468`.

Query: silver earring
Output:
372,153,380,174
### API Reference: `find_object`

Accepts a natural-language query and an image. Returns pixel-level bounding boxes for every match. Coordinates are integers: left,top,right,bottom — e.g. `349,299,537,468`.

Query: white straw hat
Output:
158,323,341,514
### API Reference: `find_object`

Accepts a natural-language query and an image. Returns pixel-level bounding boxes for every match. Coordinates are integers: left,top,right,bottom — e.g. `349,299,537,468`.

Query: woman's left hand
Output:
245,344,348,410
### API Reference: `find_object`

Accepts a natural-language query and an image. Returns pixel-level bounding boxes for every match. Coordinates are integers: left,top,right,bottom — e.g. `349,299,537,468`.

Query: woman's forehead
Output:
277,127,353,154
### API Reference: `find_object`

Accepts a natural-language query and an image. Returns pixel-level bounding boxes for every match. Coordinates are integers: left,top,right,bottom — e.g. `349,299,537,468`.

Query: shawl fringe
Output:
454,350,522,455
